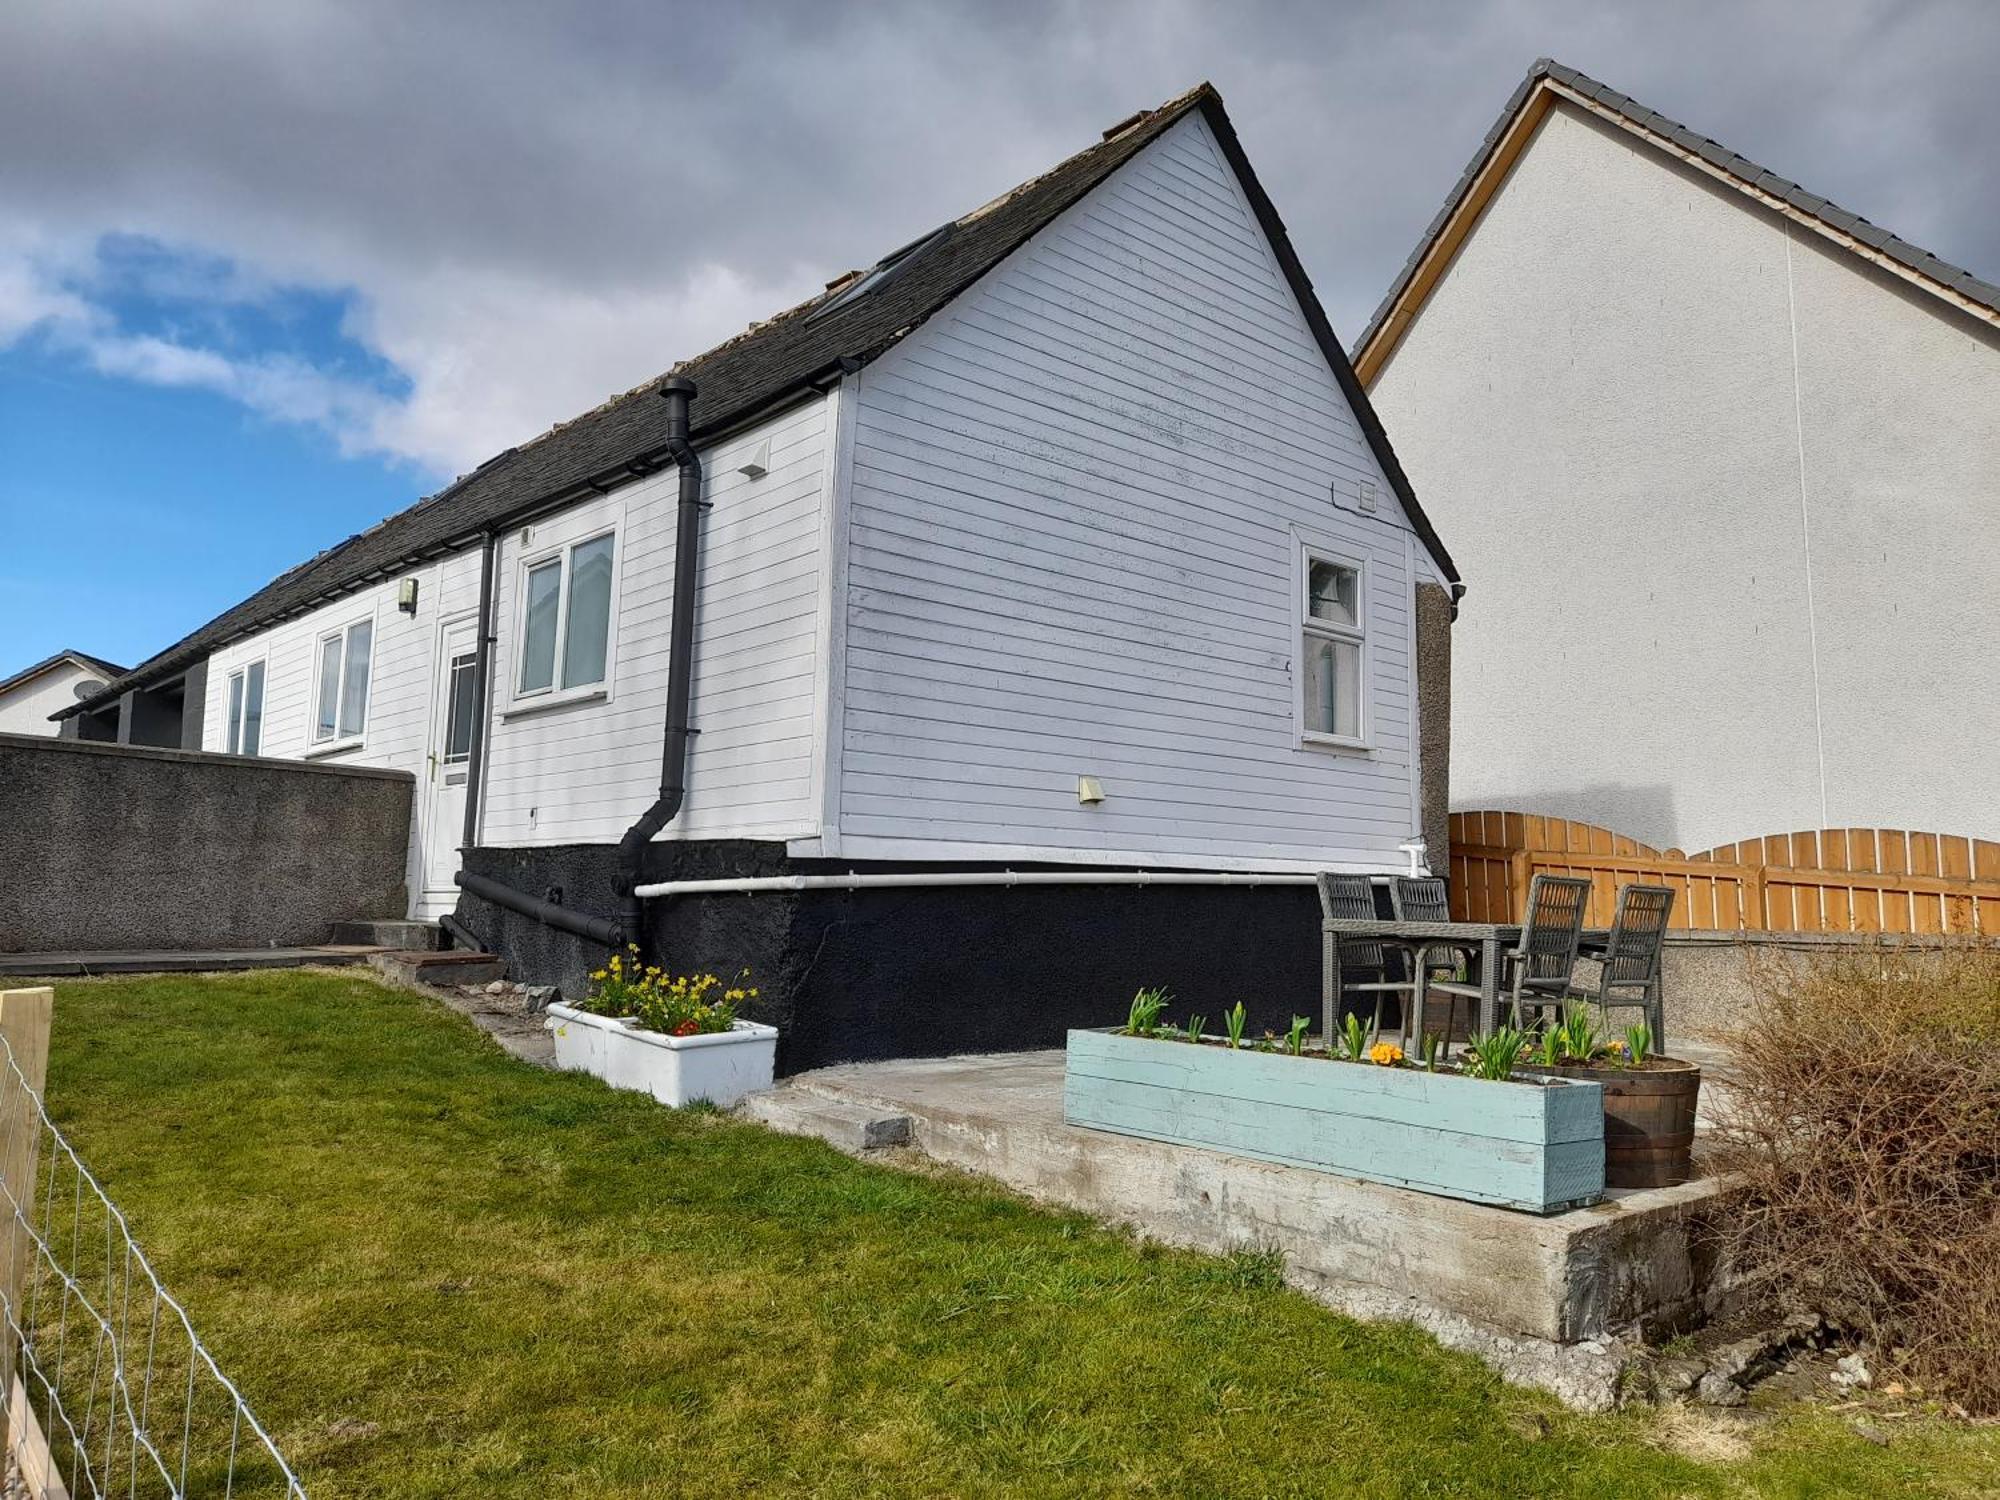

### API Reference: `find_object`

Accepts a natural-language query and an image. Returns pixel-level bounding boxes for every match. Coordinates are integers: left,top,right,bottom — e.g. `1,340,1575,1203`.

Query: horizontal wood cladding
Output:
479,397,831,847
1064,1029,1605,1214
837,110,1428,866
196,398,833,909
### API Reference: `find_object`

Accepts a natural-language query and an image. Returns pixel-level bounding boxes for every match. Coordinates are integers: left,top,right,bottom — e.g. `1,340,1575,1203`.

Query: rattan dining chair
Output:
1317,873,1421,1047
1427,874,1592,1034
1567,883,1675,1052
1389,876,1474,1044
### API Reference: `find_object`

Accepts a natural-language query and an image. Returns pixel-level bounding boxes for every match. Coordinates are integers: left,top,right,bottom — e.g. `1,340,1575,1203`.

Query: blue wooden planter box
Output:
1064,1029,1604,1214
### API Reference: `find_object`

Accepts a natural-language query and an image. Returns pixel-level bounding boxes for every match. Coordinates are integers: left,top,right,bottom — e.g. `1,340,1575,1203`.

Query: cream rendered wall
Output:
831,111,1437,872
1369,101,2000,851
0,660,113,735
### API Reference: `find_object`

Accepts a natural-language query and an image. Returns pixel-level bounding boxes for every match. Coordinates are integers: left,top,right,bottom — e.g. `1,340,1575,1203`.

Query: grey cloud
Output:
1,0,1994,472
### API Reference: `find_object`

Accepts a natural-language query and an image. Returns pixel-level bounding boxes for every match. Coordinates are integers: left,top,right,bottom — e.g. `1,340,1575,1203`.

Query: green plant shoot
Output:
1284,1015,1311,1056
1556,1003,1602,1061
1126,986,1169,1037
1335,1011,1373,1062
1461,1024,1528,1082
1624,1021,1652,1066
1223,1001,1248,1049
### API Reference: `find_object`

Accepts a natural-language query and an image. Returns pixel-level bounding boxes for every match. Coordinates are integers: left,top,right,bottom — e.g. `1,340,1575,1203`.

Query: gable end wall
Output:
832,112,1437,871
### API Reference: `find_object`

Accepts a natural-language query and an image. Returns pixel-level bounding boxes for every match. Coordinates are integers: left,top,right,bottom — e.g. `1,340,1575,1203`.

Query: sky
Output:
3,0,1996,676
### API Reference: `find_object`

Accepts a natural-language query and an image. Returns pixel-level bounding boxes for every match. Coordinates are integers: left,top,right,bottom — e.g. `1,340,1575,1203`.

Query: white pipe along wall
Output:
632,870,1329,899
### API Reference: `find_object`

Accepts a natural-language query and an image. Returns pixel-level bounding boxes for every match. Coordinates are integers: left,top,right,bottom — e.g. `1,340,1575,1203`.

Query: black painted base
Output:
455,841,1344,1076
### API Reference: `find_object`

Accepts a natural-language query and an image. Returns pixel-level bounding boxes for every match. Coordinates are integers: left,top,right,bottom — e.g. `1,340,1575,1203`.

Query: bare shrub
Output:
1712,944,2000,1414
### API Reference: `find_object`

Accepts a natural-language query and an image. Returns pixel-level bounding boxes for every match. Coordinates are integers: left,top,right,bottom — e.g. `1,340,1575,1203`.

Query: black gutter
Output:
455,870,621,946
614,377,704,952
460,530,498,849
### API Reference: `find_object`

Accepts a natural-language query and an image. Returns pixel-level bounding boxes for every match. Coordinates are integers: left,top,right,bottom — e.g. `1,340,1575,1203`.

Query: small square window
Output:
1307,559,1359,629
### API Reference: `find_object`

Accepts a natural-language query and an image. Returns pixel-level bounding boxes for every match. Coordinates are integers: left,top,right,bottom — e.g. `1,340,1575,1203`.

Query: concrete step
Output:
368,949,505,988
329,919,441,951
740,1085,913,1156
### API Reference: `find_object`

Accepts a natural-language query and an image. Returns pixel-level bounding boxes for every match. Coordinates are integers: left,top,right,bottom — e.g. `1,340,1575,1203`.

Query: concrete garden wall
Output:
0,732,413,952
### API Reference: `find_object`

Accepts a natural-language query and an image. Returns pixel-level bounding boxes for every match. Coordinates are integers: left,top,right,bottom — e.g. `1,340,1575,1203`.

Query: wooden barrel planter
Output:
1524,1060,1702,1188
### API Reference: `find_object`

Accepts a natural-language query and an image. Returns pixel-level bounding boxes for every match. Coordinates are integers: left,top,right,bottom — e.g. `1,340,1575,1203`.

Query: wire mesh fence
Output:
0,1024,306,1499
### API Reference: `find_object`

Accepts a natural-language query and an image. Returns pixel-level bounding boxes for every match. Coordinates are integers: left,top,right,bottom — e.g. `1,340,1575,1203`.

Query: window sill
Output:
305,736,366,760
1300,733,1372,756
501,686,609,721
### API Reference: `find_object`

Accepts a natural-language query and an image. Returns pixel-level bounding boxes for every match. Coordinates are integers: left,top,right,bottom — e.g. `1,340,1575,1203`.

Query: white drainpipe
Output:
631,869,1339,899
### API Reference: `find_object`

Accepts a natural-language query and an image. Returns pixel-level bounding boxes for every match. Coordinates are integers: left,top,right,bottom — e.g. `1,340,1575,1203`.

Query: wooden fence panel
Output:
1447,815,2000,935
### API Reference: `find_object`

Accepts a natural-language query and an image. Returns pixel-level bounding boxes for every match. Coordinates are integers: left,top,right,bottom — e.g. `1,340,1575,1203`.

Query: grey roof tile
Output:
77,82,1458,713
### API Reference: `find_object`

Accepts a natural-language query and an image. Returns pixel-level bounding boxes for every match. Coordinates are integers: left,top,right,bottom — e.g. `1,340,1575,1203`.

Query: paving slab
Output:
0,946,378,978
747,1048,1742,1409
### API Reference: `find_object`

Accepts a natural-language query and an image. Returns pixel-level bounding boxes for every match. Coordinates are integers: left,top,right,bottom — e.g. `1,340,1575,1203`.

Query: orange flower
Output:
1368,1041,1404,1066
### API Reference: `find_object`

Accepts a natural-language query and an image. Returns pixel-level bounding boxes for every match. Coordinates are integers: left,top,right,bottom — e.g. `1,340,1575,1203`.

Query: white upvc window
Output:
1299,547,1367,749
223,659,265,756
312,617,374,745
514,530,616,703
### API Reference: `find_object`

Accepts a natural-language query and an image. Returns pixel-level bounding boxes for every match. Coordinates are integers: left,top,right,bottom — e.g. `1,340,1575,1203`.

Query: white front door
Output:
422,618,481,905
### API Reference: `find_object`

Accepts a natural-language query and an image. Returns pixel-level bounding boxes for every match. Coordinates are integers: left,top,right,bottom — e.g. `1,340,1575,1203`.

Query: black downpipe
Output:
456,870,621,946
460,529,498,849
615,377,703,953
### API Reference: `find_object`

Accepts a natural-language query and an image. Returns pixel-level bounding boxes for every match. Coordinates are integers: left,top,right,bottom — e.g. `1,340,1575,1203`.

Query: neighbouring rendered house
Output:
1354,59,2000,855
0,650,125,737
59,85,1460,1067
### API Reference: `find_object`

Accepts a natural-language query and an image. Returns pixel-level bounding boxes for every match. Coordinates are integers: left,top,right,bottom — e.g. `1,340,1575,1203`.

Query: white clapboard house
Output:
1355,60,2000,855
64,85,1460,1064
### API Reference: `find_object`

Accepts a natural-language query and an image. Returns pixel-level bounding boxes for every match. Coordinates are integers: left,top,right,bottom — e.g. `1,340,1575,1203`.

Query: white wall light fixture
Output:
736,438,771,479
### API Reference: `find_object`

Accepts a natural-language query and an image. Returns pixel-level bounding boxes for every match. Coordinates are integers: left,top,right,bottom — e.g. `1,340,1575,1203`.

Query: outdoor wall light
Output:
398,577,419,614
1076,775,1105,805
736,437,771,479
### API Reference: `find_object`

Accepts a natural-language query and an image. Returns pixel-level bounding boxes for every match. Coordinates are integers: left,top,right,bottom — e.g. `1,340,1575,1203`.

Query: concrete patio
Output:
744,1046,1738,1409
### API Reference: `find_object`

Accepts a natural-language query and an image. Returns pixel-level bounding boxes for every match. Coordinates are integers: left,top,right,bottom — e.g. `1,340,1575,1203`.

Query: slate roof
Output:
1355,57,2000,364
0,649,127,700
70,81,1455,716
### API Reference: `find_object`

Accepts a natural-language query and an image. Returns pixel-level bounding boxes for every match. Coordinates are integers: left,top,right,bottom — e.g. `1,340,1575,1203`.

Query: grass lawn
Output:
32,970,2000,1497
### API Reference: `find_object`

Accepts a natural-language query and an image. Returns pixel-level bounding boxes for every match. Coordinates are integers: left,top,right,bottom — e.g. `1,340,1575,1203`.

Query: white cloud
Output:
0,0,1993,485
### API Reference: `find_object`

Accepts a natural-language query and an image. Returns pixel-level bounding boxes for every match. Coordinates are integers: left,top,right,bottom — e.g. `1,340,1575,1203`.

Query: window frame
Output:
507,525,620,713
1295,544,1370,752
308,613,376,752
223,655,267,757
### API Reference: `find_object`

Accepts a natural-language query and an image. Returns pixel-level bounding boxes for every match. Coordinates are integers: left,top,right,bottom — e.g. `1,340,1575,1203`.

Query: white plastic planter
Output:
545,1002,777,1108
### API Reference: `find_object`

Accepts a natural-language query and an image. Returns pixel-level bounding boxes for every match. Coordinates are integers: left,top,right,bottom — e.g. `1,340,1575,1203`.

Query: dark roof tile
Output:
79,81,1458,713
71,87,1212,712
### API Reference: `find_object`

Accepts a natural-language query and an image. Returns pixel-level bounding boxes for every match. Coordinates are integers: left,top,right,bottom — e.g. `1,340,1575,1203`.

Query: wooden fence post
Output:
1741,867,1767,932
1508,849,1533,922
0,987,53,1460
